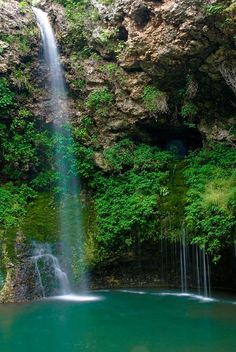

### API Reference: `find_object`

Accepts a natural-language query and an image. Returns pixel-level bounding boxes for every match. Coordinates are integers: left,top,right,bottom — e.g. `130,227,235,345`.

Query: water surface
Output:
0,290,235,352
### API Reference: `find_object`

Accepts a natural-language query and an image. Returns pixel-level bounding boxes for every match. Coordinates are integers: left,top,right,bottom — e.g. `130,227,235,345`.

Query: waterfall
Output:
195,245,201,295
32,243,70,297
33,8,86,295
180,228,187,292
179,228,211,297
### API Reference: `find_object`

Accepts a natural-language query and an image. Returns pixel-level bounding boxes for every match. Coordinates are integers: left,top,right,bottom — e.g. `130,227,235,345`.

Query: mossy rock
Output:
21,193,59,243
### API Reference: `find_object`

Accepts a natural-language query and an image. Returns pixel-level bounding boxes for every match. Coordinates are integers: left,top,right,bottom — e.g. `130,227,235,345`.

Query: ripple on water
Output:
118,290,218,303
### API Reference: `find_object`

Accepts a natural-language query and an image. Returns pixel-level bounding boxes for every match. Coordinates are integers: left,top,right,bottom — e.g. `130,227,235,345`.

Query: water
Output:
33,8,85,293
31,244,70,297
0,290,235,352
179,228,211,297
180,228,187,292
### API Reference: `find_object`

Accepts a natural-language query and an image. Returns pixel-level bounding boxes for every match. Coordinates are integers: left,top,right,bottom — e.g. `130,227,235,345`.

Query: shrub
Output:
184,143,236,262
86,88,114,116
92,140,174,258
205,4,225,16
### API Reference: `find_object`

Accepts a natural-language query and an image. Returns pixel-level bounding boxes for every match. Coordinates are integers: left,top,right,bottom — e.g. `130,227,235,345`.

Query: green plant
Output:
81,116,94,129
0,108,53,181
0,78,15,109
53,126,95,180
181,102,198,118
101,63,119,75
72,79,86,90
63,0,89,52
90,140,174,259
19,1,29,14
0,184,35,230
0,34,15,44
11,69,32,92
143,86,168,113
205,4,225,16
73,127,88,140
17,37,31,55
73,116,94,142
99,29,114,44
184,143,236,262
86,87,114,115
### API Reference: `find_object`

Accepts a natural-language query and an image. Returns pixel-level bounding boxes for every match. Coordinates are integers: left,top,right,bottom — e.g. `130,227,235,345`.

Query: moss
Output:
21,193,58,243
83,201,99,266
160,161,188,240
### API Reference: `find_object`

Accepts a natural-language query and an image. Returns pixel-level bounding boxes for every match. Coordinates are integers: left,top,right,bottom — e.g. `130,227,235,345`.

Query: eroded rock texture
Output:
51,0,236,155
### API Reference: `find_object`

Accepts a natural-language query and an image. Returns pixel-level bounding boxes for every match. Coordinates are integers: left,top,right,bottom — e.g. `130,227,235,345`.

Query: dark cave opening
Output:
117,26,128,41
132,123,203,158
132,6,152,28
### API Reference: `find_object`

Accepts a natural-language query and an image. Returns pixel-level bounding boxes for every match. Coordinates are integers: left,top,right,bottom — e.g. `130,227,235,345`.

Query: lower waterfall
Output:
32,243,70,297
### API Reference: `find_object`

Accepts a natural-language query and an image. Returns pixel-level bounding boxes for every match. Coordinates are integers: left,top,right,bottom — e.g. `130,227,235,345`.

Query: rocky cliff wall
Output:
54,0,236,155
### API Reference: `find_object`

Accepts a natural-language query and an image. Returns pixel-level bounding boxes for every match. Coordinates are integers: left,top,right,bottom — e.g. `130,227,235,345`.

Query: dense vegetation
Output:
1,76,234,264
184,144,236,262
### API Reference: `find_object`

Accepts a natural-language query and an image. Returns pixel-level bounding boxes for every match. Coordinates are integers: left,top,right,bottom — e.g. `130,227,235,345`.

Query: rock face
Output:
0,1,36,73
1,0,235,148
0,0,39,73
0,233,41,303
1,0,234,150
54,0,236,153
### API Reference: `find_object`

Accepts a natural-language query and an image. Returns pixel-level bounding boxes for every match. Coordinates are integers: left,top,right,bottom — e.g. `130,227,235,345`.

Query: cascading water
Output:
179,227,211,297
33,7,86,297
32,243,70,297
195,245,201,295
180,227,188,292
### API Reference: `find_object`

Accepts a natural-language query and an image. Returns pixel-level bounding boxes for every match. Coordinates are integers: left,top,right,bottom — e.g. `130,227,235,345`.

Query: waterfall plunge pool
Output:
0,289,235,352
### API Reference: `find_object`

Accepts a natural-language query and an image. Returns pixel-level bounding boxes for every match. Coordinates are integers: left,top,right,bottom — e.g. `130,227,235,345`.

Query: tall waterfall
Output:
33,8,85,295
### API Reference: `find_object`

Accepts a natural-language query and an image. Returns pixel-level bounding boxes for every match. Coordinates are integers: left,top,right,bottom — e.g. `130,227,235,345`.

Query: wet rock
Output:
0,233,41,303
